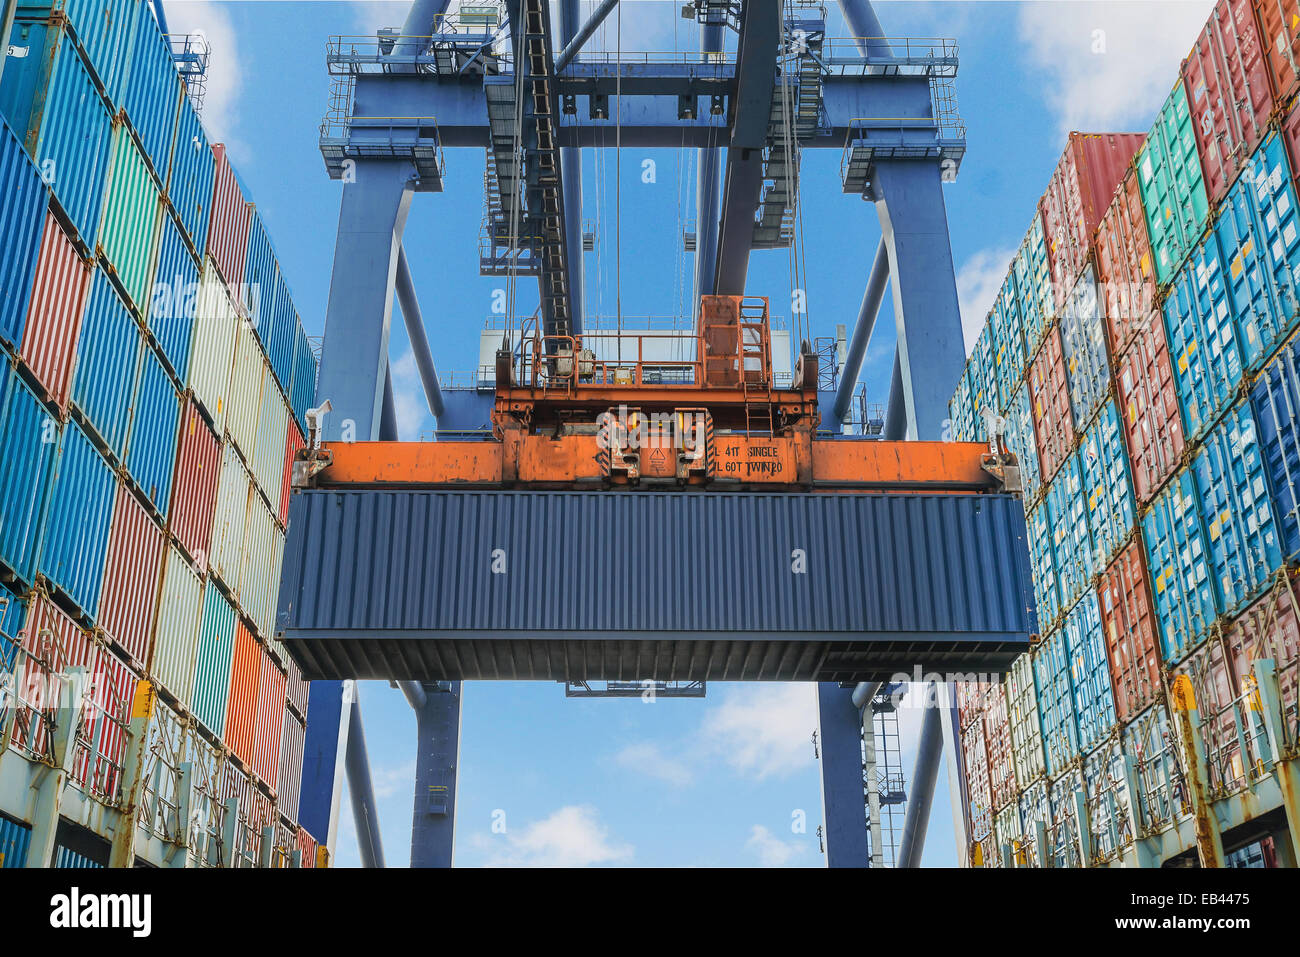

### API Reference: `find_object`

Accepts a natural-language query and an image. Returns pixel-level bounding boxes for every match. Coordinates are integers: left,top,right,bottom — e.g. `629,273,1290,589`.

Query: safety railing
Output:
818,37,959,77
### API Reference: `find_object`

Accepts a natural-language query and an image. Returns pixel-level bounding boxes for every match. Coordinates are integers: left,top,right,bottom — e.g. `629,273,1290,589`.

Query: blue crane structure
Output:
289,0,977,867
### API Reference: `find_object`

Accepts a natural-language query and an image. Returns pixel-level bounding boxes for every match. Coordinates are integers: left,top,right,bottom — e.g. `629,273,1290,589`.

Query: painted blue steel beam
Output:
897,685,942,867
836,0,892,57
396,0,453,57
831,237,888,424
346,693,386,868
694,22,724,316
554,0,620,73
560,0,585,334
396,247,447,420
817,683,869,867
410,682,462,868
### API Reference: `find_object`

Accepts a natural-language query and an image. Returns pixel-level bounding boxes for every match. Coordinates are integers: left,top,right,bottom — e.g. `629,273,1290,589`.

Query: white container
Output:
251,377,289,518
149,543,204,709
238,492,282,638
189,260,238,431
226,317,266,465
210,442,252,593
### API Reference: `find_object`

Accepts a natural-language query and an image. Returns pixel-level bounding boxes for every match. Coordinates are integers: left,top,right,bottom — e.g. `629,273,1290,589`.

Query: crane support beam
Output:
554,0,620,73
346,694,386,868
817,683,871,868
831,237,888,424
410,682,463,867
897,685,943,867
396,247,447,420
693,21,724,316
559,0,585,332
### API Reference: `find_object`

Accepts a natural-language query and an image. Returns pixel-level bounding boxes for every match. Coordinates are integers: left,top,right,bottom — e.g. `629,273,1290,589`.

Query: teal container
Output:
1006,381,1042,503
1027,499,1058,627
71,265,143,458
1033,628,1079,778
121,3,180,183
1063,591,1116,753
1138,82,1211,285
100,125,162,313
1079,399,1135,570
0,368,58,588
0,815,32,868
39,417,115,620
969,321,997,424
1047,450,1092,612
948,371,974,443
191,585,236,738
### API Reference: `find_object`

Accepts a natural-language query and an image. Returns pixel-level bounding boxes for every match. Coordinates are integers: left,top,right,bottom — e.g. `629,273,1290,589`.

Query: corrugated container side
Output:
1123,702,1187,835
243,209,277,344
1171,635,1244,792
0,115,47,350
1143,467,1219,662
278,709,305,824
1063,591,1116,752
1095,166,1156,356
0,815,32,868
1098,538,1162,723
148,207,199,380
1162,231,1242,442
283,650,308,718
1253,332,1300,558
288,319,318,434
71,264,141,457
1083,738,1131,862
1183,0,1274,205
39,417,115,620
991,272,1025,413
1027,500,1059,627
1253,0,1300,103
1033,628,1079,778
99,123,161,313
9,593,92,758
1047,769,1086,867
266,265,297,394
210,442,251,591
280,419,305,527
1047,452,1092,612
1115,312,1185,504
97,482,162,668
190,585,236,739
961,718,994,861
71,640,136,802
225,317,265,464
949,369,976,443
969,322,997,427
167,91,213,255
186,726,225,866
296,825,317,868
224,619,259,767
253,650,285,788
1006,652,1045,786
1284,94,1300,198
170,396,221,569
252,377,289,517
0,580,29,684
149,543,203,708
21,0,142,106
1192,399,1283,616
239,494,281,637
207,144,250,291
1028,324,1075,483
1060,264,1109,430
1217,130,1300,372
0,369,57,586
138,694,185,842
189,259,237,430
1221,570,1299,726
1017,781,1050,867
1079,399,1136,569
53,846,103,868
1005,383,1041,504
124,341,180,516
21,209,90,411
984,682,1016,811
994,803,1021,864
1138,83,1211,285
1014,212,1055,355
120,2,180,183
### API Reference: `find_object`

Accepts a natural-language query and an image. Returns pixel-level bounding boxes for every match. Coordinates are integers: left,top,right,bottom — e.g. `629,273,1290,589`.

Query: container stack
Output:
0,0,320,868
949,0,1300,867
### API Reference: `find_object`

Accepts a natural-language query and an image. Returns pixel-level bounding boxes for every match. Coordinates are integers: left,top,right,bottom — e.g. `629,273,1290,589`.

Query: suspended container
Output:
167,88,213,256
1095,166,1156,357
1191,398,1283,616
0,369,57,587
97,482,163,668
1142,466,1219,662
1063,591,1116,753
1097,538,1162,723
189,259,238,430
1060,264,1109,431
21,210,90,411
226,318,266,465
207,144,251,292
1006,651,1045,787
1253,0,1300,103
1027,500,1059,628
1079,399,1136,569
0,114,47,351
99,122,161,314
17,1,142,107
39,417,116,621
1252,331,1300,558
148,207,200,380
170,396,221,570
191,584,237,739
210,442,252,591
288,321,318,434
1047,451,1092,613
1217,130,1300,372
991,271,1025,414
1138,82,1211,285
70,264,141,458
1115,311,1185,505
1123,702,1186,836
1028,324,1075,484
124,341,180,516
120,1,180,184
1220,570,1299,729
149,543,203,710
1162,230,1242,443
1033,628,1080,779
1005,382,1042,505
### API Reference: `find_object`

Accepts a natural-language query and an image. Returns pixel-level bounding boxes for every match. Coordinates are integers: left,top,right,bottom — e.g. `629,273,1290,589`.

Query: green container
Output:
1137,82,1210,286
99,122,161,314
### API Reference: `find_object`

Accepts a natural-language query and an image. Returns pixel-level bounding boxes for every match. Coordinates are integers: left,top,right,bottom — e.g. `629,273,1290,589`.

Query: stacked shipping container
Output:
949,0,1300,867
0,0,319,867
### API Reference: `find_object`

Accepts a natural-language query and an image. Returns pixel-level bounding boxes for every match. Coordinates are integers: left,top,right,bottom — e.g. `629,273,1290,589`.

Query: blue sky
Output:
162,0,1216,865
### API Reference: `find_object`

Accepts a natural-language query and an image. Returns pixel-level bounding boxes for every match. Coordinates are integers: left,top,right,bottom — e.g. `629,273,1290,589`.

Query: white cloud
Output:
745,825,805,867
163,1,244,148
613,741,693,786
480,805,634,867
371,758,417,800
699,683,817,780
390,349,431,439
1018,0,1216,138
955,246,1016,355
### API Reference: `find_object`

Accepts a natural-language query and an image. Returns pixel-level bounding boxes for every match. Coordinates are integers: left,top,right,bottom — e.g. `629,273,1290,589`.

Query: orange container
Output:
1252,0,1300,103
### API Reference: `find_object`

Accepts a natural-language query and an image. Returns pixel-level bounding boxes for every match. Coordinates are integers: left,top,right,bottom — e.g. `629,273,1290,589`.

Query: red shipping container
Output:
1171,636,1243,793
252,649,285,789
20,211,90,411
278,707,306,826
98,483,164,668
955,680,986,731
9,592,93,760
224,619,260,766
983,683,1017,812
1097,539,1162,723
1039,132,1146,311
280,418,304,526
1115,316,1185,504
1183,0,1274,205
1253,0,1300,103
1028,324,1075,483
207,144,251,294
284,649,309,718
170,396,222,570
1094,167,1155,356
1221,571,1299,727
296,824,318,868
70,642,137,803
961,721,995,859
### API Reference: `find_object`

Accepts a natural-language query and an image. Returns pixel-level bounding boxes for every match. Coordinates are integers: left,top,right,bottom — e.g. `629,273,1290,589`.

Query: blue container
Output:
53,845,104,868
0,369,57,587
1033,628,1079,778
167,91,213,257
1046,451,1092,612
192,585,236,738
1163,233,1242,443
1191,399,1283,617
1014,212,1053,355
1027,499,1058,627
71,265,142,458
1059,264,1109,431
267,265,297,392
0,579,28,681
125,342,180,515
244,210,285,373
40,418,115,619
0,19,113,251
1079,398,1135,569
148,208,199,379
0,115,47,351
121,2,179,183
18,0,142,107
970,323,997,424
1142,466,1218,663
0,815,32,869
992,271,1025,414
1006,381,1041,503
949,372,974,443
1062,591,1116,753
1252,333,1300,560
288,322,318,434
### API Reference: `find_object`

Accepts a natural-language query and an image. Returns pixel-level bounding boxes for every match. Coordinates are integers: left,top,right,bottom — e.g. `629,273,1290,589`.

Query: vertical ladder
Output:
740,313,773,435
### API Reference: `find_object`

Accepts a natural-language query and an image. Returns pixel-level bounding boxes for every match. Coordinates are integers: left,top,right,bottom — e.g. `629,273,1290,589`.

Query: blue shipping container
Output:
1006,381,1042,503
120,2,179,184
244,208,277,334
970,323,997,425
1252,332,1300,560
0,578,28,672
1163,232,1242,443
71,265,142,459
1027,499,1058,627
1191,399,1283,617
167,92,213,256
949,372,974,443
1063,591,1116,753
19,0,142,107
40,418,115,620
1216,131,1300,374
0,19,114,251
1142,467,1218,663
1060,264,1109,431
191,585,236,738
1033,628,1079,778
0,114,47,350
0,816,32,868
125,342,180,515
266,264,297,393
1014,212,1053,355
1079,398,1135,569
288,322,318,435
1047,451,1092,612
992,271,1025,414
0,369,57,588
149,208,199,379
53,845,104,868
